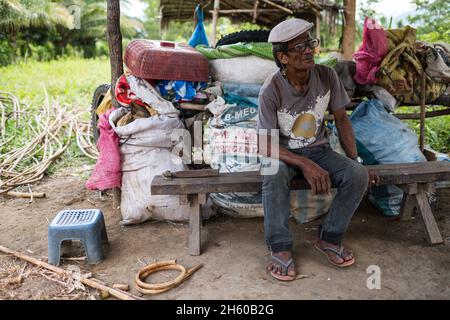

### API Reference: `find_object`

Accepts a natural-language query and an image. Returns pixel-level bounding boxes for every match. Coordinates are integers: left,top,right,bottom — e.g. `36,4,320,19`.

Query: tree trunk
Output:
107,0,124,108
342,0,356,60
107,0,124,207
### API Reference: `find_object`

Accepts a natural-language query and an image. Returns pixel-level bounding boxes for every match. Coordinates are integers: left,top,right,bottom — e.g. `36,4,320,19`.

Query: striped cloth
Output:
195,42,274,60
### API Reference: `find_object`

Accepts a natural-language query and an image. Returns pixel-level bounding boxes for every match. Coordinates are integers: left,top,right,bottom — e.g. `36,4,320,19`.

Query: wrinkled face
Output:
278,31,316,72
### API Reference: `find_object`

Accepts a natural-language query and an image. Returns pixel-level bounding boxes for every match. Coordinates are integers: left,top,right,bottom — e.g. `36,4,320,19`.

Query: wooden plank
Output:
153,172,264,195
188,194,201,256
163,169,219,179
365,162,450,186
399,193,416,221
151,162,450,195
415,185,443,244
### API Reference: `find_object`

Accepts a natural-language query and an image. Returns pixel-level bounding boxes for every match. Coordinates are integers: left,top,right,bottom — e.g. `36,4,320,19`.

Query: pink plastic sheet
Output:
353,17,388,85
86,111,121,191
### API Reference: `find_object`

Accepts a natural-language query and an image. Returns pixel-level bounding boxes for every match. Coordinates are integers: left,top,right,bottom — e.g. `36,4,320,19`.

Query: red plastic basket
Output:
124,39,209,82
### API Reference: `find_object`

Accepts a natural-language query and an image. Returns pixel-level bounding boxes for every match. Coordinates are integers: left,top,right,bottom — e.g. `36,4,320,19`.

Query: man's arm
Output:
332,107,380,187
332,107,358,160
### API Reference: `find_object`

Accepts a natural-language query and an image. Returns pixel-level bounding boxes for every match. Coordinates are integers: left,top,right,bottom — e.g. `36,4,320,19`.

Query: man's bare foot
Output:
266,251,296,281
315,239,355,267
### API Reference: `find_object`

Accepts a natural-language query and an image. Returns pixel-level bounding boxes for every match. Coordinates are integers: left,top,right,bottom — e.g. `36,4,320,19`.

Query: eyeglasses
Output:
287,38,320,53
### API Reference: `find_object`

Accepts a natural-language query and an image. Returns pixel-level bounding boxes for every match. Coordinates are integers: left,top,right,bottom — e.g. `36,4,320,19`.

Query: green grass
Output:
0,57,111,108
0,58,111,172
397,106,450,153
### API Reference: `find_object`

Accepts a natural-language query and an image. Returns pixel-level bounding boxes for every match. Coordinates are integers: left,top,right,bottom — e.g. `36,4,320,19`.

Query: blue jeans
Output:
262,144,368,253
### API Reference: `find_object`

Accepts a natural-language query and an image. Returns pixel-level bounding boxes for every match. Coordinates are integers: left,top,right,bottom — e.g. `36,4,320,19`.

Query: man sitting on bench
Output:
258,18,379,281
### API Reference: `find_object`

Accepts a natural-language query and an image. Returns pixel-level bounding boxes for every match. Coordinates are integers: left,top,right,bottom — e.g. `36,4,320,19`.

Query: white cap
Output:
268,18,314,43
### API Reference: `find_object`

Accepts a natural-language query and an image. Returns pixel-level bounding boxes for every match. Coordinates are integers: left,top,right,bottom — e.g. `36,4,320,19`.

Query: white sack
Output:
110,108,191,224
209,56,278,84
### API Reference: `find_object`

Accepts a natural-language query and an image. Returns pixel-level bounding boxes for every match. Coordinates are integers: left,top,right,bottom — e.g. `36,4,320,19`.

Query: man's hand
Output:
368,170,380,189
298,158,331,195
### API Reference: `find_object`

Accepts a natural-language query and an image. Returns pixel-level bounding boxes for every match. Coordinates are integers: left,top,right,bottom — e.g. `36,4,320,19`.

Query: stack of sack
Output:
87,39,217,225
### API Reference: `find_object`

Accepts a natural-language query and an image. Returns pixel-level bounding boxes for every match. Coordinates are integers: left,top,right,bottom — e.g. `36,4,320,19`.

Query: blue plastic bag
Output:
188,5,209,48
350,99,427,216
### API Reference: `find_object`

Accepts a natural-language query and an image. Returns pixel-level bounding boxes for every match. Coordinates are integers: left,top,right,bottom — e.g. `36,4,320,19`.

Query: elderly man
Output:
257,18,378,281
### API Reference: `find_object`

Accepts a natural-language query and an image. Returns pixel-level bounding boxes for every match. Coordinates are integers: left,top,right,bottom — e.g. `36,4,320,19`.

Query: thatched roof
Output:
159,0,334,28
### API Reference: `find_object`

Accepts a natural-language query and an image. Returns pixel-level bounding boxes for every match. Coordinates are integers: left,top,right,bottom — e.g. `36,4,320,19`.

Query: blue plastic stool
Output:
48,209,108,266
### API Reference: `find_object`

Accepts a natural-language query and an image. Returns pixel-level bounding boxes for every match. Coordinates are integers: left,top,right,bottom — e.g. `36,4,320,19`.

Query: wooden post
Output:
342,0,356,60
107,0,123,208
211,0,220,47
316,13,321,44
253,0,259,23
419,70,426,152
415,184,443,244
188,194,201,256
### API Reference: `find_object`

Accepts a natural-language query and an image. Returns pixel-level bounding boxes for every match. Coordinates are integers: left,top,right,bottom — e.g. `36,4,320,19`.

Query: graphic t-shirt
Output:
257,64,350,150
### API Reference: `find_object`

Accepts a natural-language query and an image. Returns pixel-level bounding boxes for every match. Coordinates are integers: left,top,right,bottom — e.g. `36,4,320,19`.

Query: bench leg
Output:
415,184,443,245
399,193,417,221
188,194,201,256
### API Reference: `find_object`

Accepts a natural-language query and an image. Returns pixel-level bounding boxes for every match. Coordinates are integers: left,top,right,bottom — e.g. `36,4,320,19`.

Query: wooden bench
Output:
151,162,450,255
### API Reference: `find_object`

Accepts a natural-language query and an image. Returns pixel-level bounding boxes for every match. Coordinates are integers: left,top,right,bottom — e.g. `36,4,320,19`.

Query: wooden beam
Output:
219,0,272,25
304,0,323,11
209,9,280,14
325,108,450,121
260,0,293,15
211,0,220,46
341,0,356,60
395,108,450,120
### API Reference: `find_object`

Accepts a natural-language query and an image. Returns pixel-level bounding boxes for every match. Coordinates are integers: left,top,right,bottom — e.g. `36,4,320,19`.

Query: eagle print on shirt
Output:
277,90,331,149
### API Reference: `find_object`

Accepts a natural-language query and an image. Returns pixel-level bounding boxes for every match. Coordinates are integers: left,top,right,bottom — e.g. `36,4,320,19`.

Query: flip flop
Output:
314,241,355,268
266,254,296,281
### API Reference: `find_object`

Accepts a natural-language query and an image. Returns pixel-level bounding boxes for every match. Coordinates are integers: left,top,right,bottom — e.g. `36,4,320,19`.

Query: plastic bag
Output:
188,5,209,48
86,111,121,191
350,99,426,216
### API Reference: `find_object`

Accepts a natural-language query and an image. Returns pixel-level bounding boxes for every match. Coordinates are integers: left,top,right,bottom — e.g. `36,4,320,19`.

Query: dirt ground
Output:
0,164,449,300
